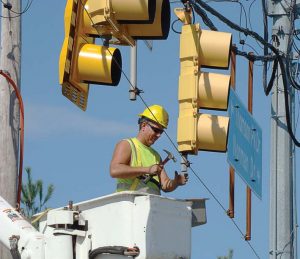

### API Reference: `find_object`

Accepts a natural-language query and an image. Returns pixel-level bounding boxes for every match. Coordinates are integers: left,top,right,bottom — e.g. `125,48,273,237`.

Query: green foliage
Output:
21,167,54,219
217,249,233,259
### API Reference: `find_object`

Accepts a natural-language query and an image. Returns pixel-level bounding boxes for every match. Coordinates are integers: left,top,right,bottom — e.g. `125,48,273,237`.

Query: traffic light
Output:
59,0,170,110
177,23,232,154
86,0,170,41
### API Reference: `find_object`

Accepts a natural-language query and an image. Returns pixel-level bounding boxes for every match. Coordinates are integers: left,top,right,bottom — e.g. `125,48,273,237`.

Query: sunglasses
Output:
147,123,164,135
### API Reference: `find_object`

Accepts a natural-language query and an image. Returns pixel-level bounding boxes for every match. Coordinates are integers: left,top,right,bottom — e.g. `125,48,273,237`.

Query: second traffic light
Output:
177,23,232,154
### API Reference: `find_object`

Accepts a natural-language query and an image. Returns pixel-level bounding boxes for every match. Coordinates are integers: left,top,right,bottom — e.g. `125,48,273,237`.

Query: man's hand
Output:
174,171,188,186
148,164,163,176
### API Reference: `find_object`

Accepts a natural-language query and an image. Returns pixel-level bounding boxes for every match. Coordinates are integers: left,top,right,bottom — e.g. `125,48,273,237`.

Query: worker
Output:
110,105,188,195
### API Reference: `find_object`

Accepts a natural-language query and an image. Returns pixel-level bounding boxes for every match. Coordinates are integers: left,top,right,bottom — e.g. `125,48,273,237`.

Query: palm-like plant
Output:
21,167,54,219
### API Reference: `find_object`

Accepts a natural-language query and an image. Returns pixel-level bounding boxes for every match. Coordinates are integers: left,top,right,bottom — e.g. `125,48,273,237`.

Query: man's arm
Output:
110,140,162,178
160,170,188,192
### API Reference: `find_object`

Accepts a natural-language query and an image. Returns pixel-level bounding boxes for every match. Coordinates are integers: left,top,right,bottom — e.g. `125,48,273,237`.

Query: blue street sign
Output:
227,89,262,199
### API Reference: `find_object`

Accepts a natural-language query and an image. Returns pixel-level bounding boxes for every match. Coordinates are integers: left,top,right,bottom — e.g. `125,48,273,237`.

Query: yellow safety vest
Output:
116,138,161,195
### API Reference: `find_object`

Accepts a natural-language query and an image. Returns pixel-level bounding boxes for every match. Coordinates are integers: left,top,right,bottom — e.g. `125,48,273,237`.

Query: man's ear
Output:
141,121,147,129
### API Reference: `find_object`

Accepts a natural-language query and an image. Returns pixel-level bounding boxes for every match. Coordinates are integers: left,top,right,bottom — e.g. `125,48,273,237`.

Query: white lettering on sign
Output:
233,136,249,172
232,135,260,183
234,107,261,154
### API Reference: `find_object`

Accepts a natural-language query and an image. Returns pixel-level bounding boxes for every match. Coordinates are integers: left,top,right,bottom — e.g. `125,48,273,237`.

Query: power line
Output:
0,0,34,18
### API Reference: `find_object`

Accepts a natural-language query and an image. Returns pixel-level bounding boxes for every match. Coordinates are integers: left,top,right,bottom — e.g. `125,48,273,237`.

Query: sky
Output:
8,0,300,258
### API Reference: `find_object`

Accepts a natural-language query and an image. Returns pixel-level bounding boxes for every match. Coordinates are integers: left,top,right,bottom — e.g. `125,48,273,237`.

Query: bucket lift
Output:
0,192,207,258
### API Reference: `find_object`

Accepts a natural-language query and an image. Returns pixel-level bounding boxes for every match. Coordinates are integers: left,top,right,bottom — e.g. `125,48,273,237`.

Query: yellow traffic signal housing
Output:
59,0,122,111
177,23,232,154
86,0,170,43
59,0,170,110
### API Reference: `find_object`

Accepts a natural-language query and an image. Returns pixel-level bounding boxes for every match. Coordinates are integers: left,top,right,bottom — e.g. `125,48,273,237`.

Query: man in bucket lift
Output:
110,105,188,195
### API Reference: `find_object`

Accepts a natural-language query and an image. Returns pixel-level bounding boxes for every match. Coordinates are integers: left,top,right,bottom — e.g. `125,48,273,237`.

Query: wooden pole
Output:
227,45,236,218
245,53,254,241
0,1,21,258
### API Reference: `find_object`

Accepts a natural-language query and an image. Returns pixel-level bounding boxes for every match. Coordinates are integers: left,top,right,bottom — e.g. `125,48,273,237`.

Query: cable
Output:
237,1,248,44
192,3,218,30
247,0,264,51
171,19,182,34
243,42,261,56
278,56,300,147
261,0,269,93
191,0,280,55
0,0,34,18
188,166,261,259
285,0,300,90
265,59,279,96
0,70,24,207
191,2,276,63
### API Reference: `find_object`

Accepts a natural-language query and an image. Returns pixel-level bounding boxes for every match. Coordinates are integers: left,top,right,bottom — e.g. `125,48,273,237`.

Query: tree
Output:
21,167,54,219
217,249,233,259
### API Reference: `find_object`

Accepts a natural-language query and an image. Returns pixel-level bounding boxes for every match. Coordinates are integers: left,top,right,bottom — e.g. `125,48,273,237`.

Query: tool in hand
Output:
143,149,177,184
161,149,177,165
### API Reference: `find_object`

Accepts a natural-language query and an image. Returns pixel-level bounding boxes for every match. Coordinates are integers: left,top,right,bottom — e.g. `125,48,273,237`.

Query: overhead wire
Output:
192,1,275,66
294,30,300,41
191,0,279,54
0,0,34,18
261,0,268,92
192,2,218,30
247,0,264,50
243,41,262,56
205,0,249,45
279,55,300,147
292,42,300,55
237,0,248,43
188,166,261,259
0,70,24,208
171,19,182,34
285,3,300,91
247,0,256,32
275,1,300,147
78,1,262,257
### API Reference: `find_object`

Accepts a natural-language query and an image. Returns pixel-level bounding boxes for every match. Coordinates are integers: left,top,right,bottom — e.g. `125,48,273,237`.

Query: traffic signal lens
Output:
78,44,122,86
199,30,232,69
198,72,230,110
197,114,229,152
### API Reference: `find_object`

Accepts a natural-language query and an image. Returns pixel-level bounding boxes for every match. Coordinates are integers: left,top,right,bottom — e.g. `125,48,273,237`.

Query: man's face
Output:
142,121,164,146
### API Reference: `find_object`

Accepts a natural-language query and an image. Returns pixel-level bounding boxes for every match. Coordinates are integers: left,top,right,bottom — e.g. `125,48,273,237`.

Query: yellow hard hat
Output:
139,105,169,128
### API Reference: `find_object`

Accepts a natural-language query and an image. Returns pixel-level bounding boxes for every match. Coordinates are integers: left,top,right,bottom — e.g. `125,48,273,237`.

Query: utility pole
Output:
268,0,295,258
0,0,21,258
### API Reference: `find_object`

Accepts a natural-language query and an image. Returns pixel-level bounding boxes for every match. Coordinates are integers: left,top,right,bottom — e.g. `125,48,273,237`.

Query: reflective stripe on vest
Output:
116,138,161,194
